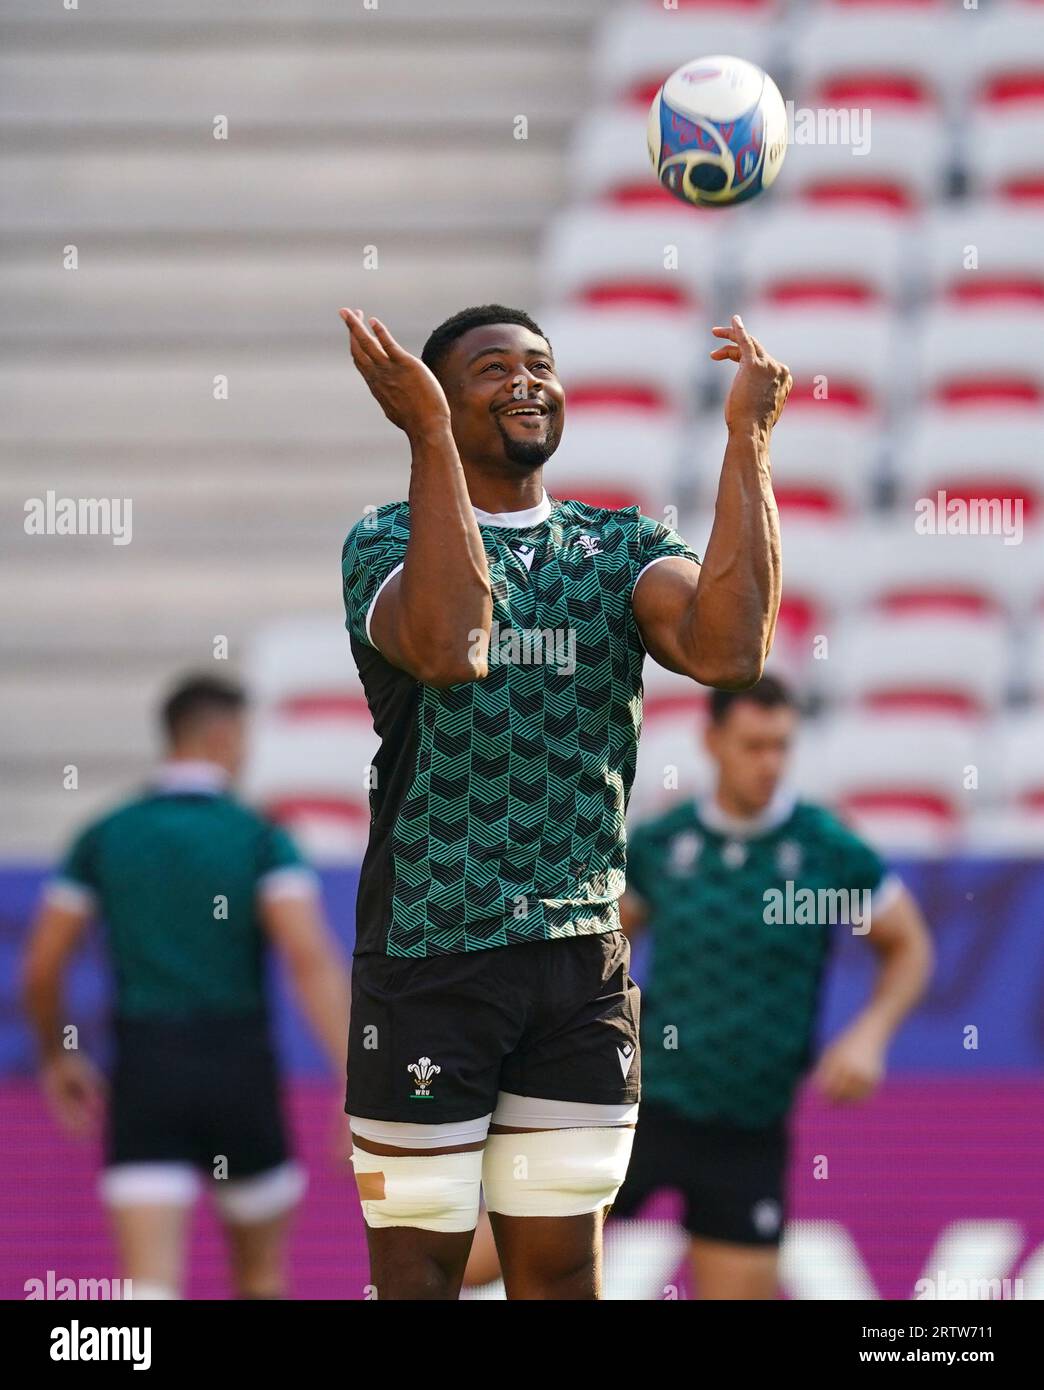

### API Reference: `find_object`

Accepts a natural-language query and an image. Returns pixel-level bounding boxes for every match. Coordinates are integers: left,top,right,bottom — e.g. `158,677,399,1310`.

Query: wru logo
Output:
408,1056,441,1099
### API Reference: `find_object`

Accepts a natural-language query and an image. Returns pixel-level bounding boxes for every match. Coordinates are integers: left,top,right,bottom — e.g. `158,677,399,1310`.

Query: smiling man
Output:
338,302,791,1300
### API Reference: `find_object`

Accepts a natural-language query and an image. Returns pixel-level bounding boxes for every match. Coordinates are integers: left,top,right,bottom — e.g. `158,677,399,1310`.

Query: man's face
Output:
704,702,797,816
436,322,565,473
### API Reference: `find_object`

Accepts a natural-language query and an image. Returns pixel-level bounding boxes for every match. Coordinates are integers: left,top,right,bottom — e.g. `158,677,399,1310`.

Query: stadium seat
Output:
965,109,1044,201
592,4,779,108
734,305,896,414
541,207,717,313
631,704,713,819
247,616,368,717
549,413,680,515
570,106,677,206
782,109,948,210
826,612,1012,715
963,807,1044,855
243,713,378,862
687,411,880,515
792,7,959,111
895,406,1044,525
736,206,910,306
913,306,1044,405
962,8,1044,110
996,710,1044,810
795,712,979,854
851,513,1025,619
538,307,699,416
924,203,1044,305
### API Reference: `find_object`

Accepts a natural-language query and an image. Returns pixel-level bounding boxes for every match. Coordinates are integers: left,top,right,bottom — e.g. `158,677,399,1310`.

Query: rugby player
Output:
339,303,791,1299
611,675,934,1297
23,675,351,1299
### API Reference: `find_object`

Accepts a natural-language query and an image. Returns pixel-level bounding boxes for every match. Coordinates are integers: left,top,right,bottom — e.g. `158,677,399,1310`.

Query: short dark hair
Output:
709,673,794,726
420,304,551,379
161,674,246,742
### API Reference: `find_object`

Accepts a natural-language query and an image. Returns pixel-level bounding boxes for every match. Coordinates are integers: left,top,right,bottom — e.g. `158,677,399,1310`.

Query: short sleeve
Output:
257,823,319,902
45,824,101,913
342,508,410,649
823,811,894,902
633,514,701,595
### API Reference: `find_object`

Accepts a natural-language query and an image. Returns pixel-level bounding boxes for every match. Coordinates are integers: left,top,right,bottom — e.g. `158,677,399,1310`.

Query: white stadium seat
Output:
541,206,717,312
631,704,713,821
913,306,1044,404
247,616,367,715
996,710,1044,807
687,411,880,515
792,8,959,110
592,4,780,107
796,712,980,854
735,304,897,413
569,106,669,206
783,108,949,210
924,203,1044,304
736,206,910,305
964,108,1044,200
550,413,680,515
895,406,1044,525
826,612,1012,716
538,307,699,416
243,713,379,862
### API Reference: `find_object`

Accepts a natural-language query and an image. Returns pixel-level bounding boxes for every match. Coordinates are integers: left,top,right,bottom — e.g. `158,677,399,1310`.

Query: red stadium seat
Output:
827,612,1012,716
925,205,1044,306
914,307,1044,405
247,616,369,718
737,207,909,307
541,207,716,315
896,406,1044,526
537,307,697,417
794,712,978,853
244,713,379,861
784,110,947,210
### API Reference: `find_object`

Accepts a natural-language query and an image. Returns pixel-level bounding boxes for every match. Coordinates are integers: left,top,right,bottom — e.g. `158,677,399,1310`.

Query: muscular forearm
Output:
397,423,492,684
688,427,781,688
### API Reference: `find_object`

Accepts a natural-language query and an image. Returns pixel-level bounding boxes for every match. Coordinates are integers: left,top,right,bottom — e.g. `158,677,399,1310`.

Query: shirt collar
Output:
472,490,552,529
698,785,798,840
152,760,230,796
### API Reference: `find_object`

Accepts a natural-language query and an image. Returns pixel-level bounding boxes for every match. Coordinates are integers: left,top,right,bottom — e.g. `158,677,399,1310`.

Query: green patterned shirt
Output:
627,795,895,1127
342,492,700,957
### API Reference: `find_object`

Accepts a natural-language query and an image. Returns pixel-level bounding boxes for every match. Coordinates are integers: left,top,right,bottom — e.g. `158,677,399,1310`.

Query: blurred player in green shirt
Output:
23,675,350,1300
613,674,933,1298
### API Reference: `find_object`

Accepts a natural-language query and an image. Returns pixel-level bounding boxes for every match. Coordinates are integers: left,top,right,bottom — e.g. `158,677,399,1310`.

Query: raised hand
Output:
710,314,792,438
339,308,452,439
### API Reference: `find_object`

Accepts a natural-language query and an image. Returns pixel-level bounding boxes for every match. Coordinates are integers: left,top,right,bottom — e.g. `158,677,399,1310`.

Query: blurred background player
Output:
21,675,351,1300
611,674,933,1298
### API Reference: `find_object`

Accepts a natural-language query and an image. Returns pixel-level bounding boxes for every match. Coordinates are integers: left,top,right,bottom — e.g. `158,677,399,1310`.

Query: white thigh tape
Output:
481,1126,635,1218
350,1146,483,1233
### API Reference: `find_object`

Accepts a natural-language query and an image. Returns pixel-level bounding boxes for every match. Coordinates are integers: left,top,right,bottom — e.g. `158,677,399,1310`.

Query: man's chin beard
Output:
500,428,560,471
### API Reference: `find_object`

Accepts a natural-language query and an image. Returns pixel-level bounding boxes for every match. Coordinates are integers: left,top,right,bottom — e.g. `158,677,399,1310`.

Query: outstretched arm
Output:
340,308,492,687
632,315,790,690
